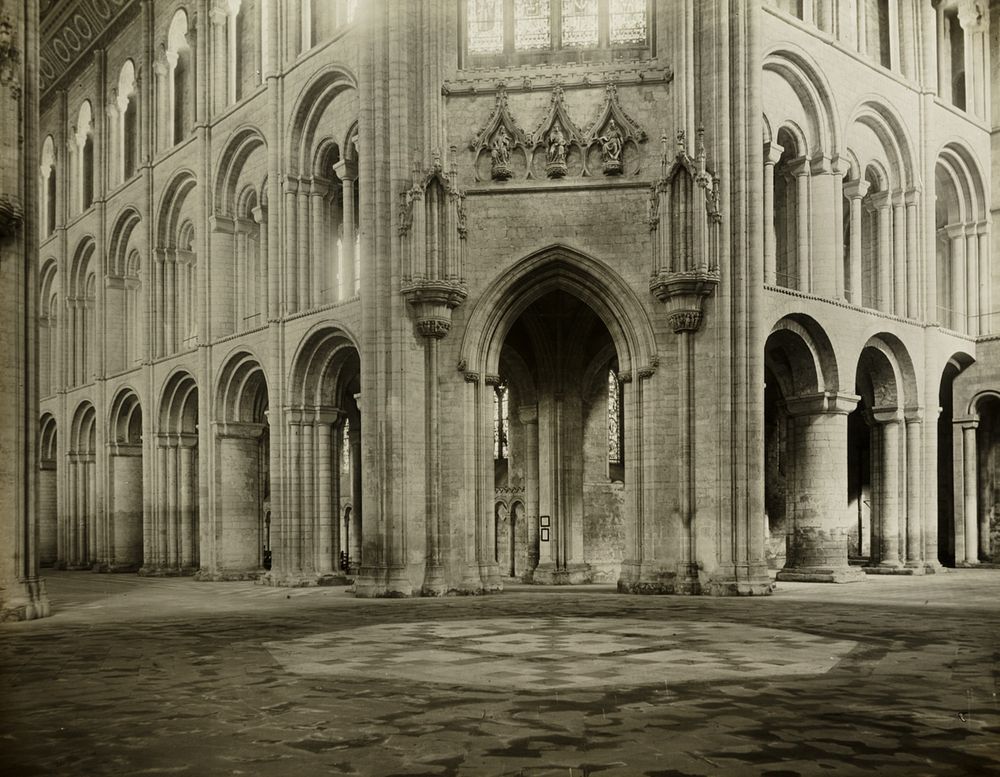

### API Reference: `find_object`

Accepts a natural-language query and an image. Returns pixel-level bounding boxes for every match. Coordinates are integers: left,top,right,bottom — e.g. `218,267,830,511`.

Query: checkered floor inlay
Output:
264,617,857,690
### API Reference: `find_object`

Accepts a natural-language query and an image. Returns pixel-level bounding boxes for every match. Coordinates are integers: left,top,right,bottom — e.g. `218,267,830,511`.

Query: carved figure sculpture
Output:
545,123,568,178
599,119,623,174
490,126,513,180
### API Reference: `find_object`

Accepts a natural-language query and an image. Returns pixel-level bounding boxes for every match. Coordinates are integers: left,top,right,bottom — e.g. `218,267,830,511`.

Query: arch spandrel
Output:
458,244,657,380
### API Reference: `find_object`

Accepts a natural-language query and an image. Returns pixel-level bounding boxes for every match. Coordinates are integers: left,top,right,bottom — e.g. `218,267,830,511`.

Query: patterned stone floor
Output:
2,570,999,776
265,618,857,690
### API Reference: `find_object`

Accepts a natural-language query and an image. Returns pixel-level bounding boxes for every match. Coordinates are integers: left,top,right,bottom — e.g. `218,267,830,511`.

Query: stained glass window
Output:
468,0,504,54
494,382,509,460
561,0,598,47
342,419,351,474
514,0,551,50
607,369,622,465
609,0,646,44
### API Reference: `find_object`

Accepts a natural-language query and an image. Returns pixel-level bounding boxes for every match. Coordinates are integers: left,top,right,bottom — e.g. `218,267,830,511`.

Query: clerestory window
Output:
463,0,651,67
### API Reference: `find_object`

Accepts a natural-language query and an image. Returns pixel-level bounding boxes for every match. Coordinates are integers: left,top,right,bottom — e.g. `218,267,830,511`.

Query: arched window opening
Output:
773,0,802,19
772,129,800,290
124,249,142,367
465,0,650,62
233,0,261,101
40,135,57,236
494,381,509,460
167,10,192,146
607,368,623,470
39,264,58,397
74,101,95,213
236,188,262,330
946,8,966,110
116,60,139,184
865,0,891,68
178,220,198,348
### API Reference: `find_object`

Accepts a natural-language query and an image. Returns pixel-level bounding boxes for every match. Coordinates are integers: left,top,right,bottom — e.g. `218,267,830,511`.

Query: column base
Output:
617,561,685,594
193,568,263,582
478,562,503,592
259,571,348,587
701,565,775,596
954,560,981,568
420,563,448,596
862,564,921,575
776,565,866,583
923,560,944,574
903,561,927,575
103,563,142,573
353,566,413,597
532,562,591,585
138,565,198,577
0,577,50,622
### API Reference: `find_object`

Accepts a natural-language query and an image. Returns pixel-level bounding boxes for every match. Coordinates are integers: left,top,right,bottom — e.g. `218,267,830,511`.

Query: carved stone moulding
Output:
649,269,720,334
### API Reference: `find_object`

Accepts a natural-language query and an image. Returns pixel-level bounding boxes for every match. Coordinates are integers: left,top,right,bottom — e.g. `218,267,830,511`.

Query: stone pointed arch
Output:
459,244,658,379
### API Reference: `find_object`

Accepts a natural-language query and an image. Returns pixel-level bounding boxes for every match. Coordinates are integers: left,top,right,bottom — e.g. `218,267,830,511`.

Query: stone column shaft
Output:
892,197,906,316
879,417,902,568
962,423,978,564
966,230,979,336
763,142,783,285
795,166,810,292
904,418,922,567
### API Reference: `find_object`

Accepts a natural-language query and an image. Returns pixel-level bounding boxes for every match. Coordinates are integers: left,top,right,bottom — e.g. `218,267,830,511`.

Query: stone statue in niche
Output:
598,119,623,175
545,122,568,178
490,126,513,181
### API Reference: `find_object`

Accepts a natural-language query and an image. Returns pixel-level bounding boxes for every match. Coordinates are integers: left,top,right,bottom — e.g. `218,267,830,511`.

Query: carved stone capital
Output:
416,318,451,339
649,269,720,334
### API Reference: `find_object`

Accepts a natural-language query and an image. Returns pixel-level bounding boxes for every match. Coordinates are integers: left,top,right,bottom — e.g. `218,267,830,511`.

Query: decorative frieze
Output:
470,83,647,182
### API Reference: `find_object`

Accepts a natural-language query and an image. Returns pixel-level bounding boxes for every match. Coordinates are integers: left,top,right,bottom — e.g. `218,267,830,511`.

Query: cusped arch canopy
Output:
765,314,840,399
288,324,361,409
459,244,657,379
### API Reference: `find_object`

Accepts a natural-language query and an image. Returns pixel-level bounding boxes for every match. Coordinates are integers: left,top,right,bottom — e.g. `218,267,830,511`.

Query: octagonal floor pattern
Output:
265,616,858,691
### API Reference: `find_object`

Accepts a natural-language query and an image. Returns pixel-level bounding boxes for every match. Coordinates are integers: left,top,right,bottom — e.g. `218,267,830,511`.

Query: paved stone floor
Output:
2,571,999,776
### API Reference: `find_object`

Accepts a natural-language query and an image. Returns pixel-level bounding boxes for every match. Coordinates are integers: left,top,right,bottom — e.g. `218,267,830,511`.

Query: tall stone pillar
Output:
762,141,783,285
777,393,865,583
210,5,228,113
961,420,979,564
809,156,837,298
0,0,49,616
309,180,327,306
892,193,906,315
904,415,924,570
332,160,357,300
875,193,893,313
965,226,979,336
874,410,902,569
314,408,339,580
977,226,990,333
519,405,540,574
793,161,810,292
844,179,869,305
904,190,919,318
947,225,967,331
283,178,298,312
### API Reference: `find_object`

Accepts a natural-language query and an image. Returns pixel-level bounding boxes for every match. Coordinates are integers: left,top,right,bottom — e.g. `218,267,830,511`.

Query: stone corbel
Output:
649,269,720,334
